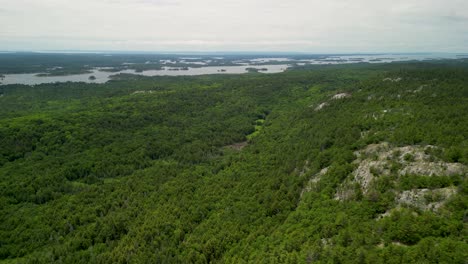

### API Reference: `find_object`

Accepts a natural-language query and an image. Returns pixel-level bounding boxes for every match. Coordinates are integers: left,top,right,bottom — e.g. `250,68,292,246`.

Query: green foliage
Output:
399,175,461,190
1,60,467,263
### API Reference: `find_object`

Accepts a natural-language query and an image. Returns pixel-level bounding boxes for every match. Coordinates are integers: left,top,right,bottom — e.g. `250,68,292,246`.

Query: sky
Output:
0,0,467,53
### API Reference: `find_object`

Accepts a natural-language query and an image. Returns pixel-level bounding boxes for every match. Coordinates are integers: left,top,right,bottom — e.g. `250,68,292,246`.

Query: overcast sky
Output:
0,0,467,52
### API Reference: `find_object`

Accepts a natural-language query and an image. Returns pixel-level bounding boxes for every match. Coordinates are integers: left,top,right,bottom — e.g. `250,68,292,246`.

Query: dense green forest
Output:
0,60,467,263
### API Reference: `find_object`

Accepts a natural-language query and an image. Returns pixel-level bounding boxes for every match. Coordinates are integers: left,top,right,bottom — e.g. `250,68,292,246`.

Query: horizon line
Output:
1,50,468,55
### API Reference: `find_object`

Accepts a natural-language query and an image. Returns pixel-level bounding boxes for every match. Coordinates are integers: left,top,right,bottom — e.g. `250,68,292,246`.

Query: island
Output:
35,69,93,77
246,67,268,73
246,67,259,73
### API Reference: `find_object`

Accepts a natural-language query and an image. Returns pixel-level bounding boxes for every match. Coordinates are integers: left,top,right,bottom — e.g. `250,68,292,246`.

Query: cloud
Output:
103,0,180,6
0,8,14,14
440,14,468,23
0,0,467,52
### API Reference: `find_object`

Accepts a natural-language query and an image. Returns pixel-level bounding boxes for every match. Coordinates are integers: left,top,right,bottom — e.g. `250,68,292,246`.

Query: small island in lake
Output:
246,67,268,73
88,75,96,80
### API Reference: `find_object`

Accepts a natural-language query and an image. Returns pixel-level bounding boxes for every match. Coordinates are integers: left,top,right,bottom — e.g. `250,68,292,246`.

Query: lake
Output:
0,65,290,86
1,53,465,86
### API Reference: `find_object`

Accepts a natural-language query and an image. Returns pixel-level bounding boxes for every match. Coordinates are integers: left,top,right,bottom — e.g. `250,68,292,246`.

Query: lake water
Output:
239,53,464,65
1,53,466,86
0,65,289,86
307,53,464,64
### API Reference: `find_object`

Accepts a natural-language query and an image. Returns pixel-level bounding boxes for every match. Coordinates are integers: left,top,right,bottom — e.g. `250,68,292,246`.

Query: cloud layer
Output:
1,0,467,52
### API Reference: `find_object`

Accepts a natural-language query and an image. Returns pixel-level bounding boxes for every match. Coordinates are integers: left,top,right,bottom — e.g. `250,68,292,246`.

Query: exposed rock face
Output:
313,92,351,111
332,93,351,100
383,77,402,82
225,141,248,151
351,143,466,193
295,160,310,176
301,167,329,197
396,187,457,211
311,167,329,184
132,90,155,95
333,142,466,212
399,162,465,176
314,102,329,111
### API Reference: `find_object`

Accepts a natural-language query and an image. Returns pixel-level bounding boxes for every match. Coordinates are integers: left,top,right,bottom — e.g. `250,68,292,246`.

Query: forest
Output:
0,60,467,263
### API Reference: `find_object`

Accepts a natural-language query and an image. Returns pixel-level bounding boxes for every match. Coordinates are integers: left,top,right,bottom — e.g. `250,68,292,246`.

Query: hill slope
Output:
0,61,467,263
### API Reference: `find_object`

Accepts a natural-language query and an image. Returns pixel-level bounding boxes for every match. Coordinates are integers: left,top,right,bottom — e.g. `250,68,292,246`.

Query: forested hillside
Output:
0,61,467,263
